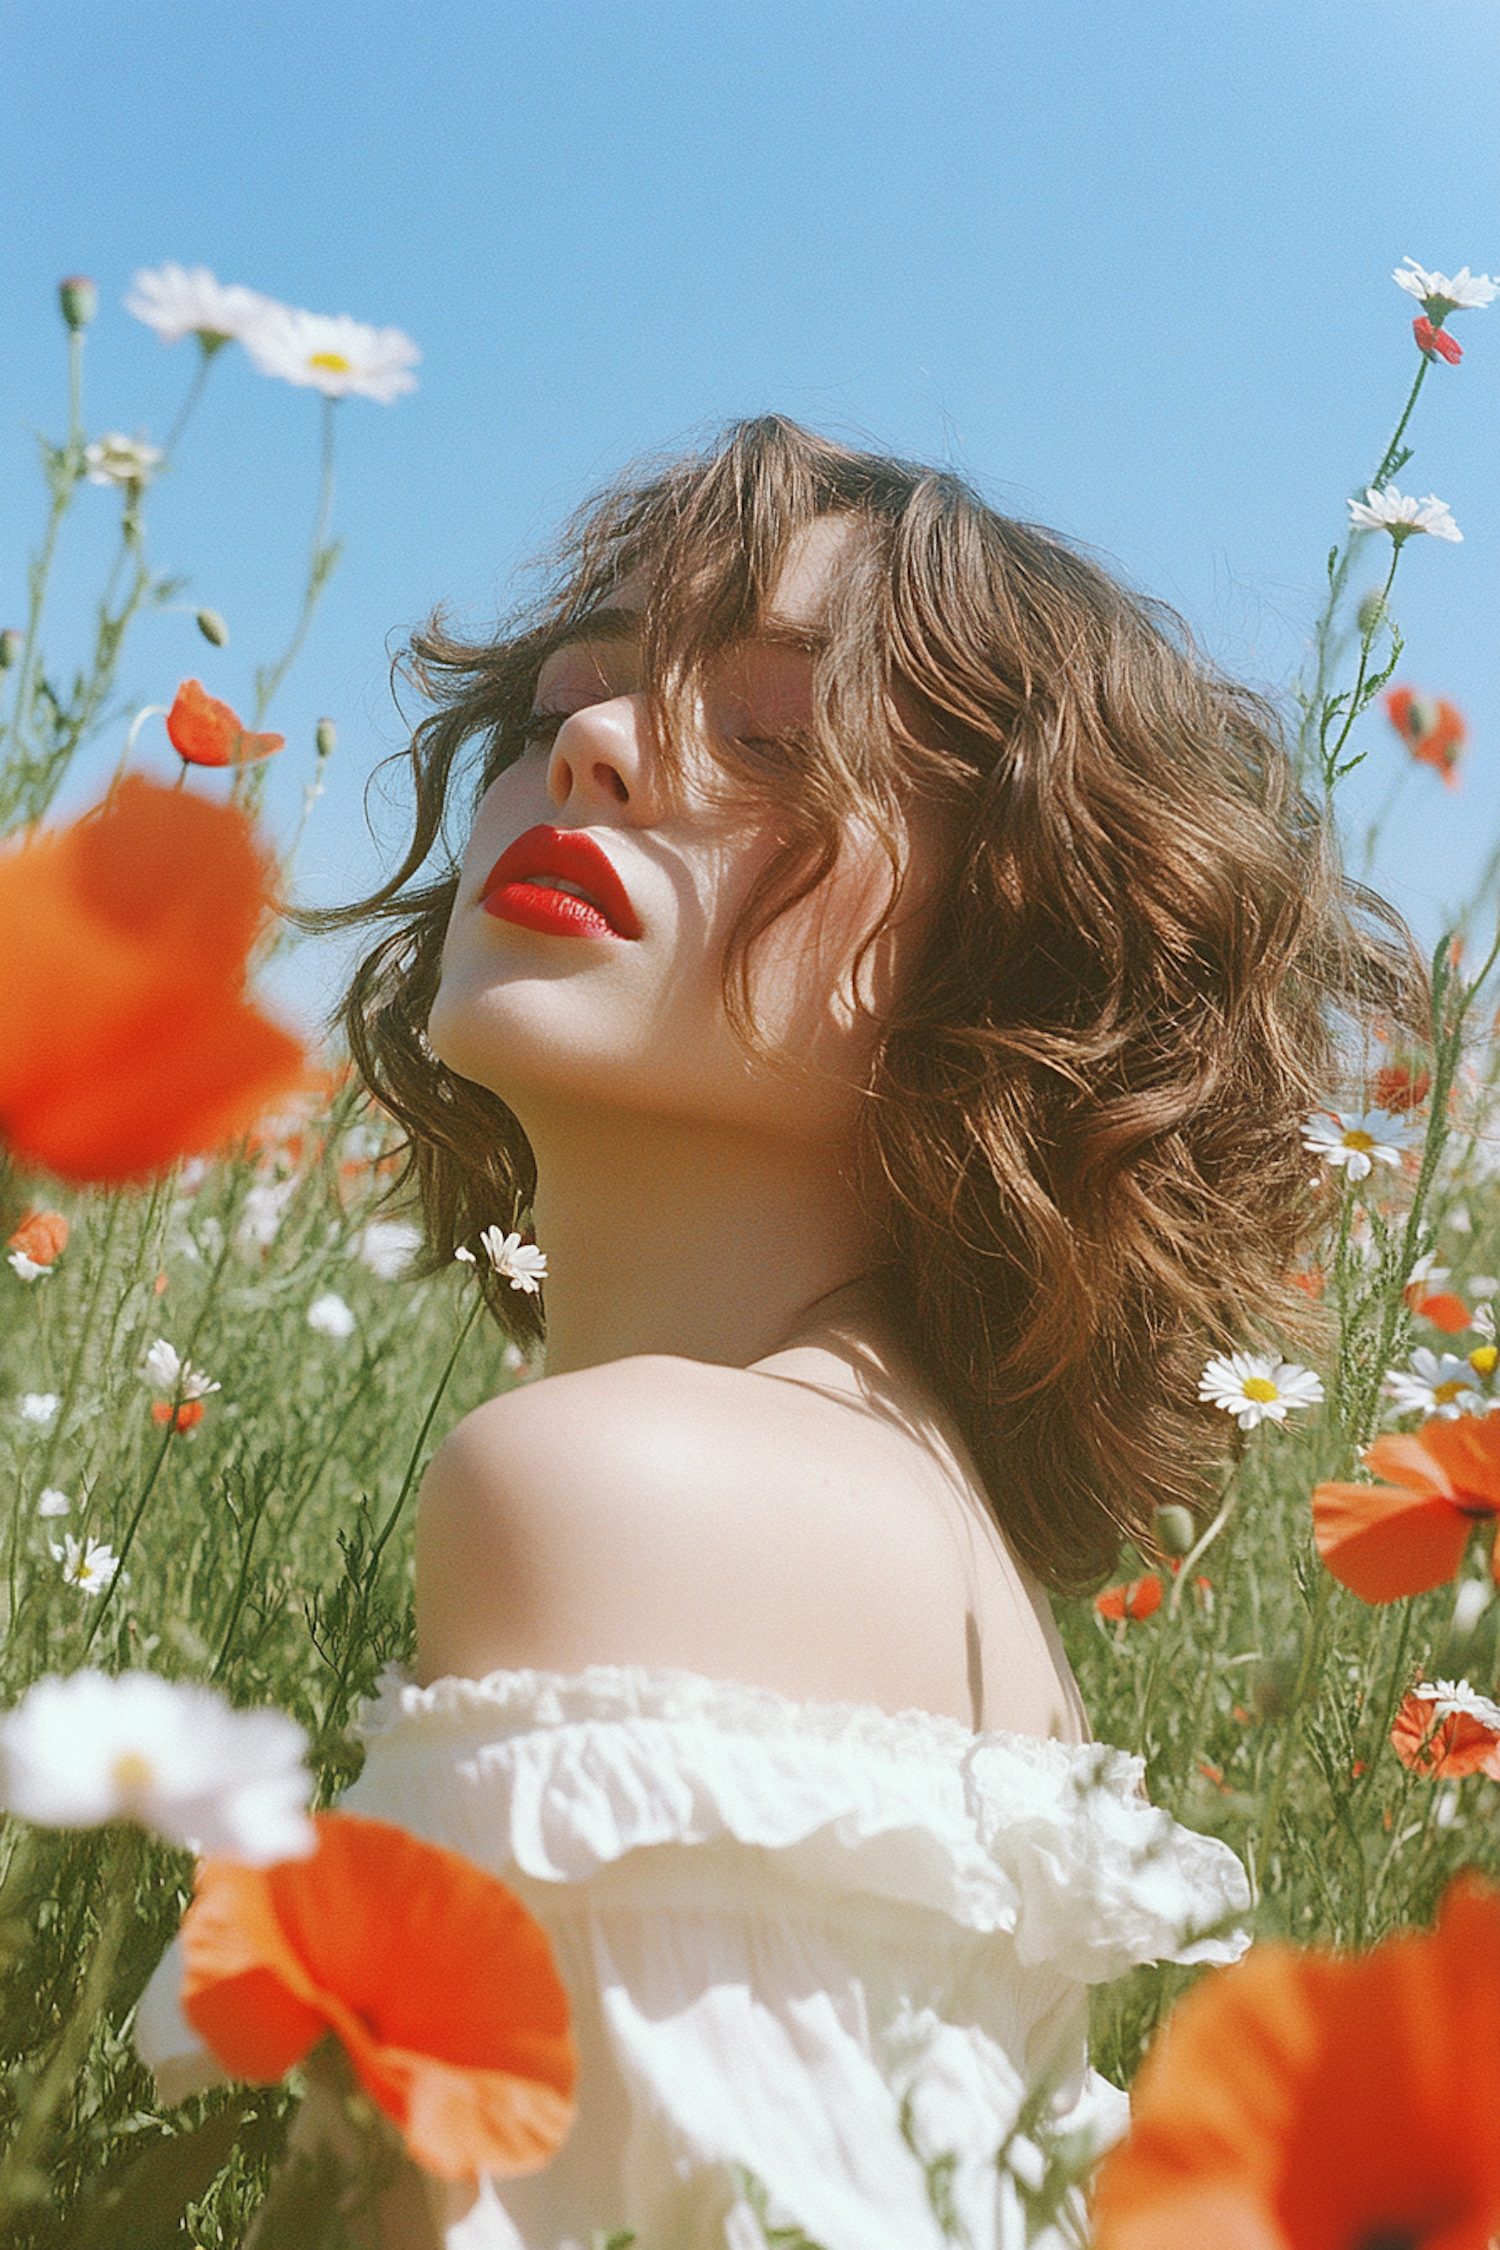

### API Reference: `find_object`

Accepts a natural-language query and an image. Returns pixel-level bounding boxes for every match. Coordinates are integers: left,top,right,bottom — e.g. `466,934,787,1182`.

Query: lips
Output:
480,825,641,941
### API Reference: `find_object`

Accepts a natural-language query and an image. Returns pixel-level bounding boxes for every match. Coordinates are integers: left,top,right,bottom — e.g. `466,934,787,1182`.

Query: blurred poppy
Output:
1091,1874,1500,2250
1312,1416,1500,1603
1391,1680,1500,1780
166,679,284,767
1095,1575,1163,1622
179,1811,576,2181
8,1210,69,1266
151,1398,205,1434
1370,1060,1432,1113
1412,1291,1474,1335
1385,685,1466,787
0,775,305,1184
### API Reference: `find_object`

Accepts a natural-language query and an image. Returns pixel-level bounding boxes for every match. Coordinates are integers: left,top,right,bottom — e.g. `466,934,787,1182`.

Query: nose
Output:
547,695,656,819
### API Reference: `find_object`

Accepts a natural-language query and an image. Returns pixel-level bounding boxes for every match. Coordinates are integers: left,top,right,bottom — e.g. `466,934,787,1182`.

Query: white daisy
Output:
1347,486,1463,544
18,1393,60,1430
242,305,420,403
50,1536,121,1596
1199,1351,1326,1431
8,1252,50,1281
1302,1107,1416,1182
84,433,164,489
478,1226,548,1295
125,263,275,349
353,1219,423,1279
306,1292,356,1339
1409,1678,1500,1730
142,1339,220,1402
1392,259,1498,315
0,1670,314,1864
1383,1347,1488,1420
36,1489,70,1518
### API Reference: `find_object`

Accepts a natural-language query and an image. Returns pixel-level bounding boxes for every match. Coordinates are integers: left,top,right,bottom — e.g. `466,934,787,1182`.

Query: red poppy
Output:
166,679,284,768
8,1209,69,1267
1370,1060,1432,1114
1412,1290,1473,1336
151,1398,205,1433
1391,1685,1500,1780
1312,1416,1500,1603
1091,1874,1500,2250
1413,315,1464,365
1095,1575,1163,1622
179,1811,576,2181
1385,685,1466,787
0,775,306,1184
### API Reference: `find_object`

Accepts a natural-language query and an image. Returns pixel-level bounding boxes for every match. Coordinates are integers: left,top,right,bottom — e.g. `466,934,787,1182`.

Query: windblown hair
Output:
324,416,1416,1591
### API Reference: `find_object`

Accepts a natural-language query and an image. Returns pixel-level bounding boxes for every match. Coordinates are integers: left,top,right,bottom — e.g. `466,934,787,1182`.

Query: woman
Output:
297,419,1399,2242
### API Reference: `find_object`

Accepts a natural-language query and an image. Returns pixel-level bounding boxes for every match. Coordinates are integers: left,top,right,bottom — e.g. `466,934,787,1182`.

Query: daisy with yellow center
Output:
1302,1106,1417,1183
1199,1350,1326,1432
242,305,420,403
1383,1347,1491,1422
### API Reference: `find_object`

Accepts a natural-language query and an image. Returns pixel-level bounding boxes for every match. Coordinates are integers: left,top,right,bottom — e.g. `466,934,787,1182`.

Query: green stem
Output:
1370,355,1431,493
0,1826,139,2217
1319,544,1401,790
252,396,341,729
0,342,86,775
368,1289,487,1570
1165,1440,1248,1619
161,338,221,463
1255,1573,1334,1879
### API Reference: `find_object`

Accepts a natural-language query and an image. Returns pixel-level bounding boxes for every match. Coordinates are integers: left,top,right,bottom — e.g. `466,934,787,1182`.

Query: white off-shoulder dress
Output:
329,1664,1249,2250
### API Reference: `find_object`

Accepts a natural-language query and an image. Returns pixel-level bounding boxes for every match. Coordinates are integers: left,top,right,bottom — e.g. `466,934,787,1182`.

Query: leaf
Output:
66,2099,246,2249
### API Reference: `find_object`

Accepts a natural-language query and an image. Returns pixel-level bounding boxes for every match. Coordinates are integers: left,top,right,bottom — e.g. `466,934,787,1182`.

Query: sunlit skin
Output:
296,522,1089,2245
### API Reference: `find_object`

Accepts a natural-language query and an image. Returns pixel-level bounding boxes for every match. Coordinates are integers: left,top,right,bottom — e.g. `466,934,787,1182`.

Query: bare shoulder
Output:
415,1354,977,1714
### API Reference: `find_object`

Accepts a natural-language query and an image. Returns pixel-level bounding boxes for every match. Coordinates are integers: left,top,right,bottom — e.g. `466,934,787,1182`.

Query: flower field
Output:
1,257,1499,2245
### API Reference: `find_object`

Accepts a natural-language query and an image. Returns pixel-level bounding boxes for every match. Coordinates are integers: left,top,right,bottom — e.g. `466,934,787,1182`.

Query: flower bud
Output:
1152,1503,1196,1557
1453,1577,1492,1640
58,276,97,331
1356,590,1387,637
0,629,22,671
195,608,229,648
315,716,338,759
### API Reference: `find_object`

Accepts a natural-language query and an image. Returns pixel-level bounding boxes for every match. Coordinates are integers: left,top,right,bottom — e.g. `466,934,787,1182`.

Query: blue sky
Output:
2,0,1496,1036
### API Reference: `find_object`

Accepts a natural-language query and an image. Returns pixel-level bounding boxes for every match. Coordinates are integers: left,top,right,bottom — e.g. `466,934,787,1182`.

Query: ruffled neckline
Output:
355,1660,1087,1771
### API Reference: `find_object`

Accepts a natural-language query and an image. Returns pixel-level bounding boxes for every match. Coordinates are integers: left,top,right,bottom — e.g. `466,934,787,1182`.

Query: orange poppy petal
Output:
1413,1291,1473,1335
181,1858,329,2080
166,680,284,767
1093,1877,1500,2250
181,1814,576,2180
7,1209,68,1263
1311,1481,1470,1601
1391,1695,1500,1779
1095,1576,1163,1621
1392,1415,1500,1514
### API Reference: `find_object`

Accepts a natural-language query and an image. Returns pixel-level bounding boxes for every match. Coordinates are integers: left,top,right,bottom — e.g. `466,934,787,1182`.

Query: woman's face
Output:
428,520,936,1147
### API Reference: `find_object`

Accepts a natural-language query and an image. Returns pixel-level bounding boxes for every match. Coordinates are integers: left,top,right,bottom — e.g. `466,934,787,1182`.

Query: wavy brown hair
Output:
322,416,1416,1591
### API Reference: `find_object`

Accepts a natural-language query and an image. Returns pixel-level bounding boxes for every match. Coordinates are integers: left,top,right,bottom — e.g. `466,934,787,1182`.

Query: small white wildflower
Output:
50,1536,121,1596
478,1226,548,1295
36,1489,70,1519
84,432,164,489
1199,1351,1325,1432
1448,1204,1473,1235
242,306,420,403
1303,1107,1416,1182
1470,1276,1500,1302
1347,485,1463,544
1383,1347,1488,1420
0,1670,314,1864
1454,1579,1493,1639
1393,259,1499,315
352,1219,422,1280
1474,1305,1497,1345
1406,1251,1451,1293
142,1340,220,1402
454,1244,477,1265
1435,1785,1462,1830
8,1252,51,1282
18,1393,60,1431
126,263,275,348
236,1179,296,1250
306,1292,356,1339
1411,1677,1500,1729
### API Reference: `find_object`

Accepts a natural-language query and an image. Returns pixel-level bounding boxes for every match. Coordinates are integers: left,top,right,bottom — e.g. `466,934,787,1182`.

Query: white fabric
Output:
335,1665,1250,2250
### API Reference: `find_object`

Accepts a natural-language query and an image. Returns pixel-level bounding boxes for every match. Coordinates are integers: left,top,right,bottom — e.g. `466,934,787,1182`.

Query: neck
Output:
519,1103,875,1376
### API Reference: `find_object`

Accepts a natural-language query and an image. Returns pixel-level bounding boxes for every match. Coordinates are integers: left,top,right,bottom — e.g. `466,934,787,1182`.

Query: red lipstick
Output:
481,825,641,941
